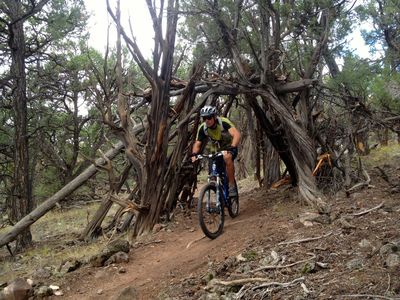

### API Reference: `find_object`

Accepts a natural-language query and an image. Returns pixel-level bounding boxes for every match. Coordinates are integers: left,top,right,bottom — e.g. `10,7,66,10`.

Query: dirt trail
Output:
63,186,277,299
62,168,400,299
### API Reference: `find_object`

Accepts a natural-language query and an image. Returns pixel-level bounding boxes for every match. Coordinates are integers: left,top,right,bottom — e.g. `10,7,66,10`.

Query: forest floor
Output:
1,144,400,299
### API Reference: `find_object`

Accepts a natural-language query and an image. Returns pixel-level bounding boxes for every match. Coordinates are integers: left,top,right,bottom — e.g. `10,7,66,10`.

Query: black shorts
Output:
228,147,238,160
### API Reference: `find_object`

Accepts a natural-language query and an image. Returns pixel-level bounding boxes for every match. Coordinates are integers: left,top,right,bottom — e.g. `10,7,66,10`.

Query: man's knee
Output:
223,153,233,165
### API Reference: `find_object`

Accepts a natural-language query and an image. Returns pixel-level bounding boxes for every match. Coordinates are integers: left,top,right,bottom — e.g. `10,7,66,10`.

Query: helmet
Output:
200,105,217,117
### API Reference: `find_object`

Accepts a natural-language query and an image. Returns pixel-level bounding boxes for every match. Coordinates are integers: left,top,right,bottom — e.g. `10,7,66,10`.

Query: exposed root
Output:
208,276,305,289
186,236,206,249
278,231,333,246
338,294,400,300
251,253,316,273
351,202,384,217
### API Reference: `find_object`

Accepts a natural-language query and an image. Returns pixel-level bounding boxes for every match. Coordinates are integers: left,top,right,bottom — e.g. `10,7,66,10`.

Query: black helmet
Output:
200,105,217,117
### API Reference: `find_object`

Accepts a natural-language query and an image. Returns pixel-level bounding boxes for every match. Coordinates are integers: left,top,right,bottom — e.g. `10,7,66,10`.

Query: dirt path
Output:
62,171,400,299
63,186,283,299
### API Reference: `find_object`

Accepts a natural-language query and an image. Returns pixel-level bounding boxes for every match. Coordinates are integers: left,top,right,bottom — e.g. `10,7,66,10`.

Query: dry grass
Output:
364,142,400,166
0,201,120,283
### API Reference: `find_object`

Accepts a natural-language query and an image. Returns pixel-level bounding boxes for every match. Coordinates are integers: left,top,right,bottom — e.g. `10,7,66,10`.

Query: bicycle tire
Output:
197,182,224,239
228,181,239,218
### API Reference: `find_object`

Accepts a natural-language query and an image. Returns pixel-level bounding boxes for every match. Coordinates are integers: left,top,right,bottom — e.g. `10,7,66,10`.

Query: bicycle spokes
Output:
198,183,224,239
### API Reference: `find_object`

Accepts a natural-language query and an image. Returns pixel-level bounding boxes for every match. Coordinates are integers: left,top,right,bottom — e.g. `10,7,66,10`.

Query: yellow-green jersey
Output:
196,117,236,153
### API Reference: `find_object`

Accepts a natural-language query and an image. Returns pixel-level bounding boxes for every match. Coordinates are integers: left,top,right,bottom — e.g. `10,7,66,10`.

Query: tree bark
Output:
130,0,180,237
8,1,32,250
263,138,280,188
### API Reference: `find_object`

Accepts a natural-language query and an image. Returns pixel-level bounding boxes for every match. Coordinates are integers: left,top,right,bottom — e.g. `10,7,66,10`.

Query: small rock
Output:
32,267,52,279
105,239,130,254
1,278,32,300
390,186,400,194
94,269,109,279
59,259,81,274
90,240,130,267
152,224,163,233
351,192,362,199
26,279,34,286
303,221,314,227
258,251,280,266
49,285,60,291
34,285,53,298
105,252,129,266
385,254,400,268
302,261,316,274
316,262,329,269
346,258,364,270
236,253,246,262
380,243,398,258
359,239,372,248
114,286,138,300
118,267,127,274
54,290,64,296
299,212,319,225
97,289,103,295
338,217,356,229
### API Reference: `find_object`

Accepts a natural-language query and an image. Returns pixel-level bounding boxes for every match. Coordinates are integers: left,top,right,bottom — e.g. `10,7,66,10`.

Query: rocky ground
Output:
1,149,400,300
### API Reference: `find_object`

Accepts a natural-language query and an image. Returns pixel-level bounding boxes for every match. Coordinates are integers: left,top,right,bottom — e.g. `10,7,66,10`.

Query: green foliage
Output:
326,53,376,98
28,0,89,50
242,249,258,261
356,0,400,70
369,72,400,112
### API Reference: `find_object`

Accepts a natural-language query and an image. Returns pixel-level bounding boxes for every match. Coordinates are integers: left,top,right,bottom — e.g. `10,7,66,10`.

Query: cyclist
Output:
191,105,241,197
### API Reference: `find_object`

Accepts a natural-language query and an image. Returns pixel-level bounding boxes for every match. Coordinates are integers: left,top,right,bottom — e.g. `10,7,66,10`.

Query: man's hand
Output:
190,153,198,163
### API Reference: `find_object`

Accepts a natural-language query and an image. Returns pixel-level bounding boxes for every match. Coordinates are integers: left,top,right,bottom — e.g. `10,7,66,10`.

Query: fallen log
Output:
0,141,125,248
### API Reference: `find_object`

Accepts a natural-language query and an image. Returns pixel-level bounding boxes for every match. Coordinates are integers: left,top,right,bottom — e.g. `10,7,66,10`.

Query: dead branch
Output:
351,202,384,217
300,282,311,294
251,253,316,272
253,276,305,290
338,294,399,300
109,194,148,213
186,236,206,249
209,276,305,289
278,231,333,246
133,239,164,249
345,159,371,196
374,166,391,183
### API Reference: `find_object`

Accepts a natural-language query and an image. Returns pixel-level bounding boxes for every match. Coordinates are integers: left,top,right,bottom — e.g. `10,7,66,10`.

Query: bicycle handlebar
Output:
192,152,224,161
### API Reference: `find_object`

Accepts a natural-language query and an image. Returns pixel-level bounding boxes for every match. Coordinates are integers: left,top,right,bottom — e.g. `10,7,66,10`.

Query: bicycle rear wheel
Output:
228,181,239,218
197,182,224,239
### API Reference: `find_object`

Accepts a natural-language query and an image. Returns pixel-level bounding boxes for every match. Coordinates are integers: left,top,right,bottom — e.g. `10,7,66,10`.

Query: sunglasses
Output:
202,116,214,121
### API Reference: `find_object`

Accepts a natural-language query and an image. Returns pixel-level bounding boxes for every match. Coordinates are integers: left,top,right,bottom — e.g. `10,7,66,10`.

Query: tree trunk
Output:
263,138,280,188
8,1,32,251
377,126,389,146
254,124,262,185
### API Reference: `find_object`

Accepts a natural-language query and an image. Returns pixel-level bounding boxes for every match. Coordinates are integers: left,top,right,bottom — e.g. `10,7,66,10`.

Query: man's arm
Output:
228,127,241,147
192,140,202,155
191,140,202,162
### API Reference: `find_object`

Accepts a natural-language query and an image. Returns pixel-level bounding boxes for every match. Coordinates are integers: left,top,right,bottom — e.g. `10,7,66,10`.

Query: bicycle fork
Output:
205,179,223,214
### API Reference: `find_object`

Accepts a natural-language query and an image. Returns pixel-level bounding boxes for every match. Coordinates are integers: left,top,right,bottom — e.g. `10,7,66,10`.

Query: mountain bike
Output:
194,152,239,239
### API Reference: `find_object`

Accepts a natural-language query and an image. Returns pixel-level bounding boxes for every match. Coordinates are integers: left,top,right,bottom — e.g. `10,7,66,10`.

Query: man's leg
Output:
224,152,237,197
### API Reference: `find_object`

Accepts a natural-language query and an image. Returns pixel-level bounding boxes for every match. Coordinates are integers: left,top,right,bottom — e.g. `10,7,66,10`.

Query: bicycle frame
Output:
198,152,230,207
195,151,239,239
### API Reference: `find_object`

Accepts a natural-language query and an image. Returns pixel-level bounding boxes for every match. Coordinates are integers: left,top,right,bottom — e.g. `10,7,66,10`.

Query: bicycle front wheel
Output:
228,181,239,218
197,182,224,239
